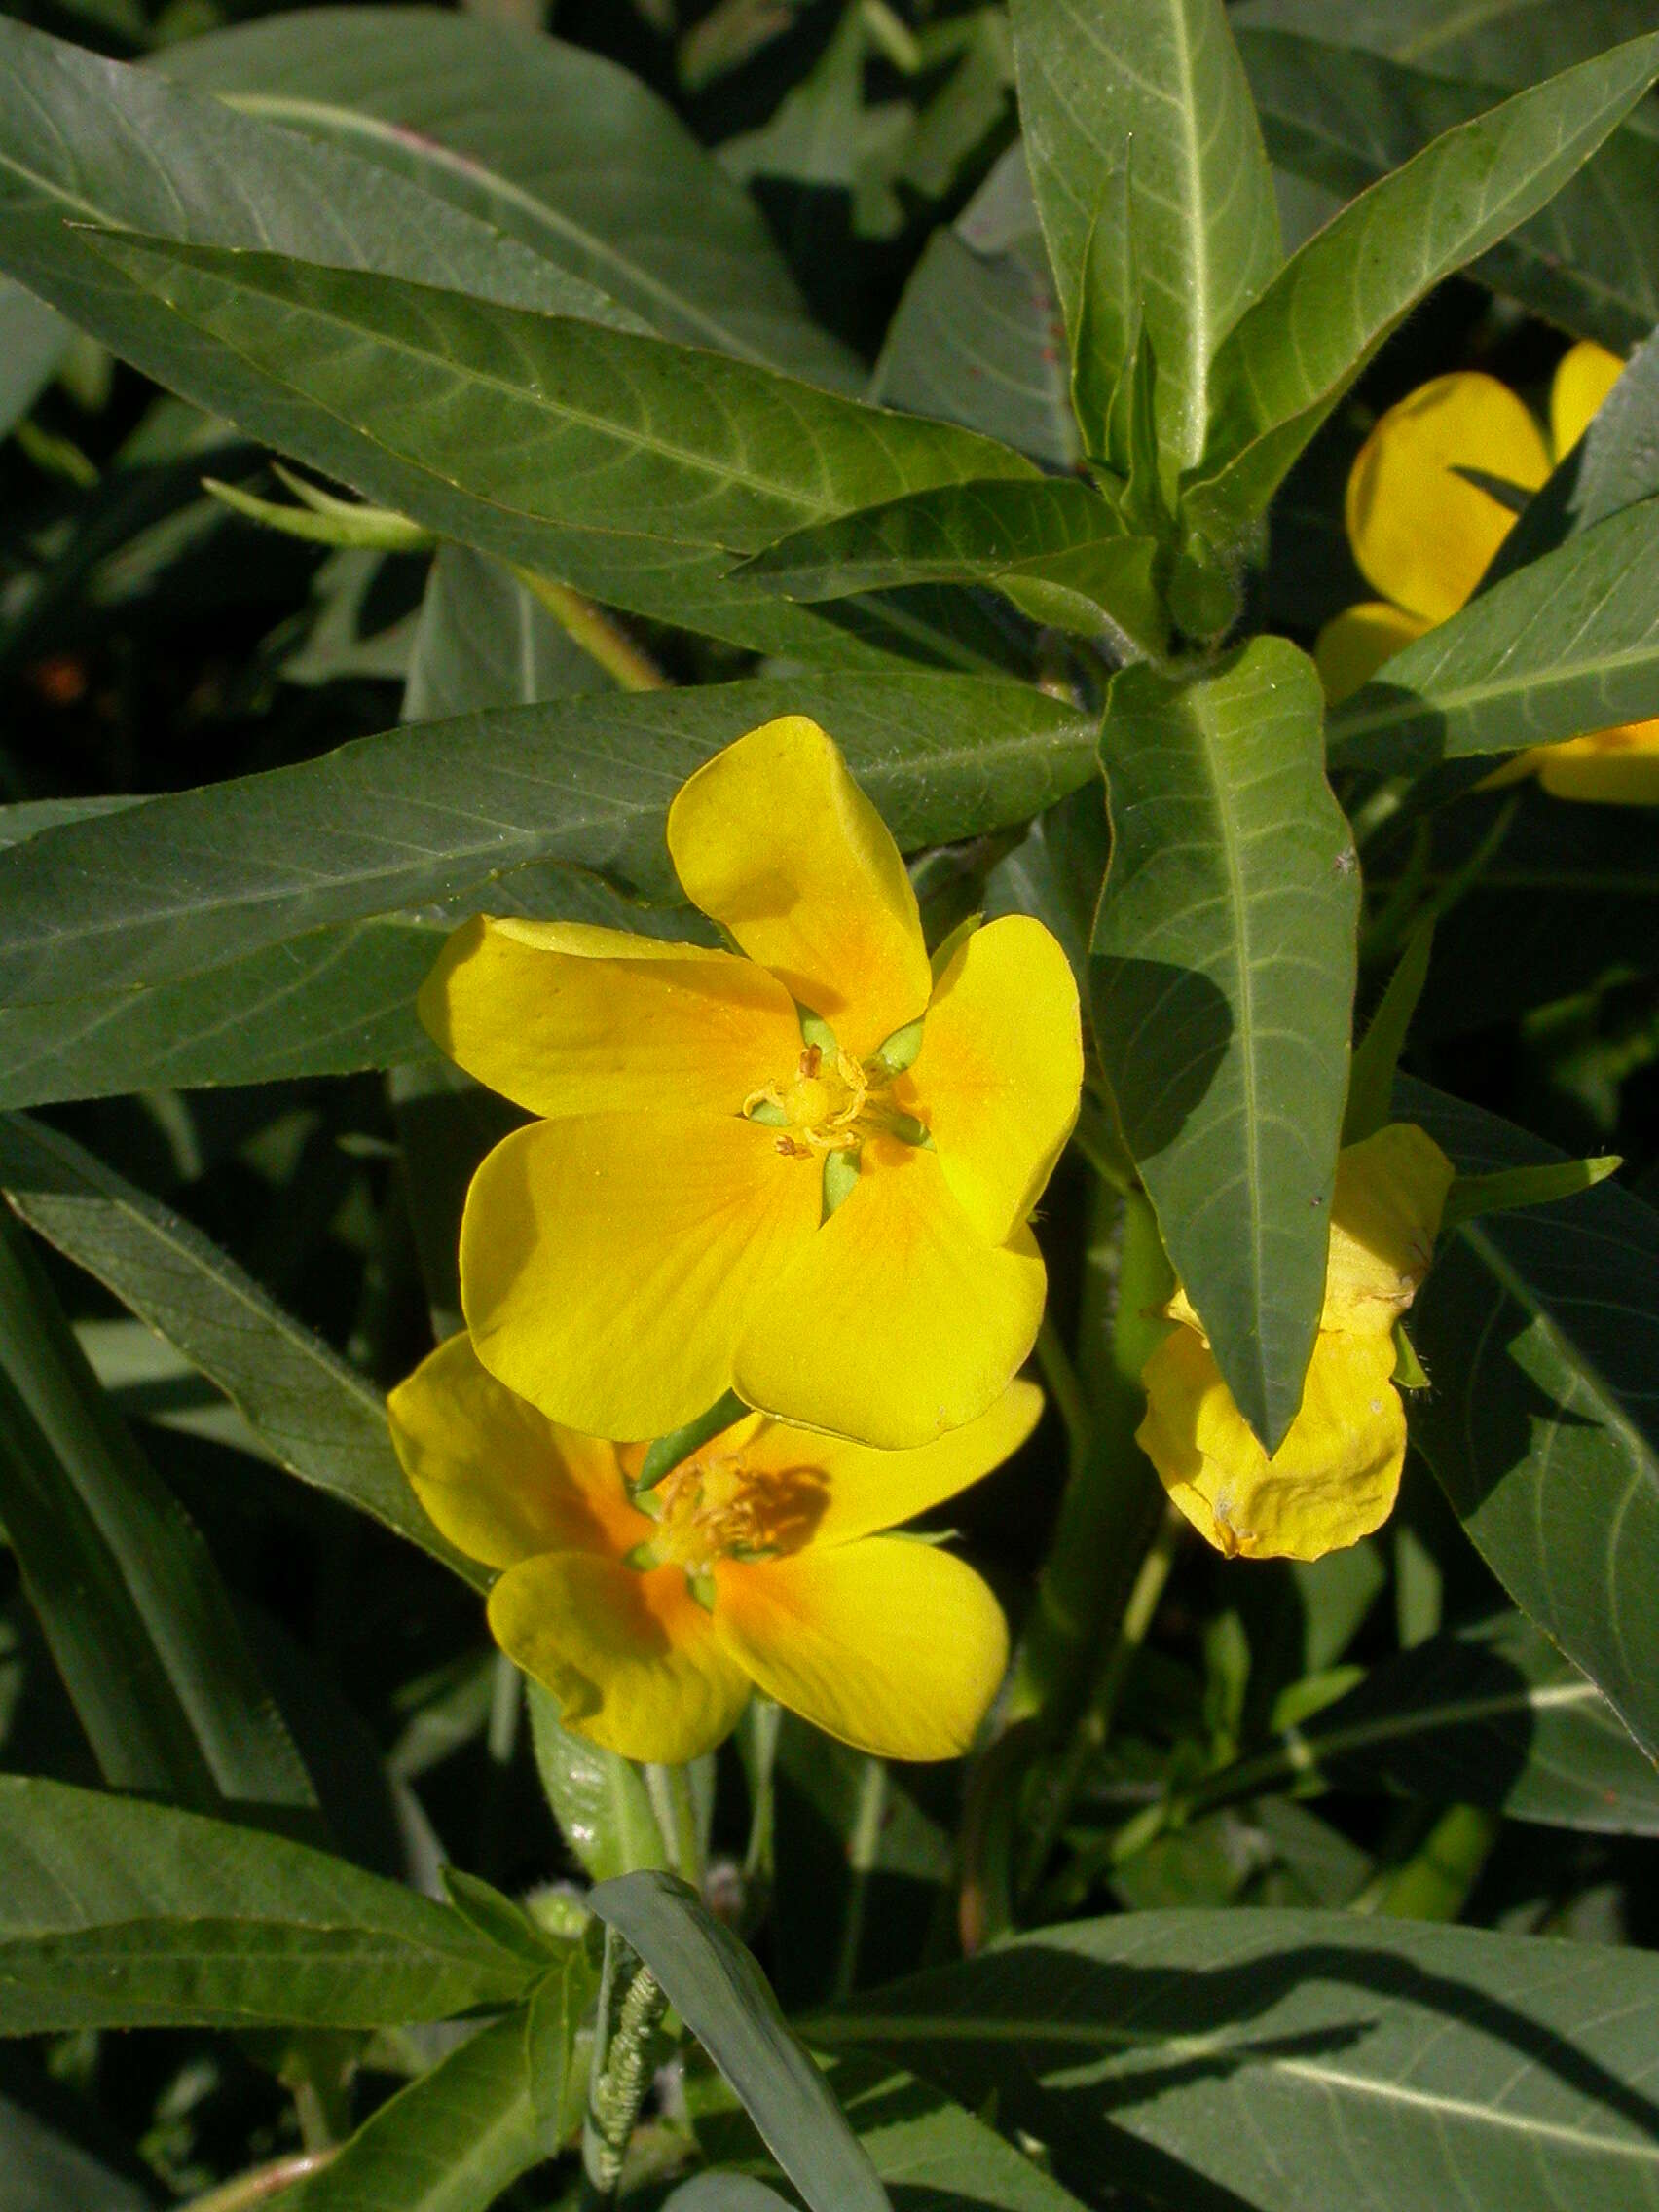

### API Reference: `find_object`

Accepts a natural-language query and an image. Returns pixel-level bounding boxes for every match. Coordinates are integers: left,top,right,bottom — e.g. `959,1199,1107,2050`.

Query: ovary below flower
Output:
1137,1124,1454,1563
420,715,1083,1450
1315,343,1659,803
387,1332,1037,1764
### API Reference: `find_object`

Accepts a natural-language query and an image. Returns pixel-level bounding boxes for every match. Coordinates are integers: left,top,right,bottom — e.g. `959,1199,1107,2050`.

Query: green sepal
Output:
1345,920,1432,1145
636,1389,747,1493
746,1097,788,1127
798,1009,839,1054
1441,1156,1622,1233
1392,1320,1430,1391
823,1145,861,1217
875,1016,925,1075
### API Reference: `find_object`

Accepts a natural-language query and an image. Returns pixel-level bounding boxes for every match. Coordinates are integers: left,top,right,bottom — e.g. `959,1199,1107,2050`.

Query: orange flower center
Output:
632,1453,830,1579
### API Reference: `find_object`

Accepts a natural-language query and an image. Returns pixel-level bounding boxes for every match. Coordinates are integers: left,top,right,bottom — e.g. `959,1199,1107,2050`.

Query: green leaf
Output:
253,2009,543,2212
527,1681,665,1884
31,222,1029,663
0,281,68,438
158,4,859,387
0,673,1095,1013
871,146,1079,470
738,478,1162,648
1010,0,1280,483
1402,1076,1659,1764
1235,0,1659,91
1344,921,1433,1145
0,18,630,333
1235,27,1659,355
1489,321,1659,584
1329,498,1659,773
0,1776,538,2031
526,1942,601,2157
665,2183,794,2212
0,1209,316,1815
404,545,611,722
816,1909,1659,2210
0,2084,152,2212
1190,32,1659,527
1443,1156,1622,1231
1189,1610,1659,1835
588,1870,891,2212
1089,639,1359,1450
0,1112,481,1586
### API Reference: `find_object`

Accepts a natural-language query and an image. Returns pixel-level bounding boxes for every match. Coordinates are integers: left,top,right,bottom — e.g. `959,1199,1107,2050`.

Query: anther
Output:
798,1044,822,1079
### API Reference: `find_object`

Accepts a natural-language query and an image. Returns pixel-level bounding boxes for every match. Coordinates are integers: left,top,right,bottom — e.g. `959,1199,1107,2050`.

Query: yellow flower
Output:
1137,1124,1454,1563
387,1332,1039,1763
420,715,1082,1451
1316,342,1659,803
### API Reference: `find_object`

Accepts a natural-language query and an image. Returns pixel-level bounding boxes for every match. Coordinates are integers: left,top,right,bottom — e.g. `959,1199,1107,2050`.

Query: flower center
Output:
746,1042,916,1161
630,1453,829,1580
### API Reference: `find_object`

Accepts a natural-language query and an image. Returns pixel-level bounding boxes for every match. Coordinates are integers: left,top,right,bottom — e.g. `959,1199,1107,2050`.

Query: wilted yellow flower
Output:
388,1333,1038,1763
1316,342,1659,803
421,716,1082,1451
1137,1124,1455,1563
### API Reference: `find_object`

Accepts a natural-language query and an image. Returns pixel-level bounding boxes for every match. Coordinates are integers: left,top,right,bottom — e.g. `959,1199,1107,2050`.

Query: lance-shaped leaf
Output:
1186,1610,1659,1835
589,1871,891,2212
0,673,1094,1013
0,1210,317,1815
1089,639,1359,1451
813,1908,1659,2212
1401,1077,1659,1765
1235,27,1659,355
0,1776,539,2032
159,4,859,387
737,478,1163,649
1187,32,1659,529
1489,322,1659,584
1010,0,1280,481
274,2009,544,2212
1328,497,1659,774
1235,0,1659,90
0,1113,481,1585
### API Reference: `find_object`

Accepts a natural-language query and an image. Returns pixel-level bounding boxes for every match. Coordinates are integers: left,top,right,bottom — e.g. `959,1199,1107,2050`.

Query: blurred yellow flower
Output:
421,715,1082,1451
1137,1124,1454,1563
1316,342,1659,803
388,1332,1037,1763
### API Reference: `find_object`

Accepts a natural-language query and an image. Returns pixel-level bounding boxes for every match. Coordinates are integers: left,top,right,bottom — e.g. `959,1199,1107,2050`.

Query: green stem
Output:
644,1761,703,1891
580,1926,672,2210
832,1755,887,1998
1033,1317,1092,1472
180,2153,337,2211
512,568,669,691
1015,1503,1185,1903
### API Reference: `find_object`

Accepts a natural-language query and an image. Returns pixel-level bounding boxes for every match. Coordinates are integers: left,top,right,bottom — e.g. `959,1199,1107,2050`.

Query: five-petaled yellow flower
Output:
1137,1124,1454,1563
421,715,1083,1451
388,1333,1039,1763
1317,341,1659,803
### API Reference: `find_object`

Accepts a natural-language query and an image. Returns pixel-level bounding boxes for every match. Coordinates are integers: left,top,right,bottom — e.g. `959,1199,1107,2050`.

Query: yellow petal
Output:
419,915,802,1121
1323,1123,1455,1336
1550,340,1625,459
1313,602,1432,706
1346,372,1549,622
489,1549,749,1763
713,1537,1008,1759
732,1135,1047,1449
902,915,1083,1246
666,717,932,1061
387,1333,643,1569
1139,1324,1405,1563
731,1378,1045,1550
1530,720,1659,804
461,1112,821,1440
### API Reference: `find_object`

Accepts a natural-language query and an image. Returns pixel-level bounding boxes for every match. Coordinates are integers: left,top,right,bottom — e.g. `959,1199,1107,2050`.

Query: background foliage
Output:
2,0,1659,2207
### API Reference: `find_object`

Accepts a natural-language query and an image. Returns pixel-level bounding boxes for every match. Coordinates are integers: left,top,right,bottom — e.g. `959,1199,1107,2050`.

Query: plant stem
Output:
580,1925,671,2210
180,2153,337,2211
512,568,669,691
1016,1502,1186,1902
644,1760,703,1890
832,1754,887,1998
